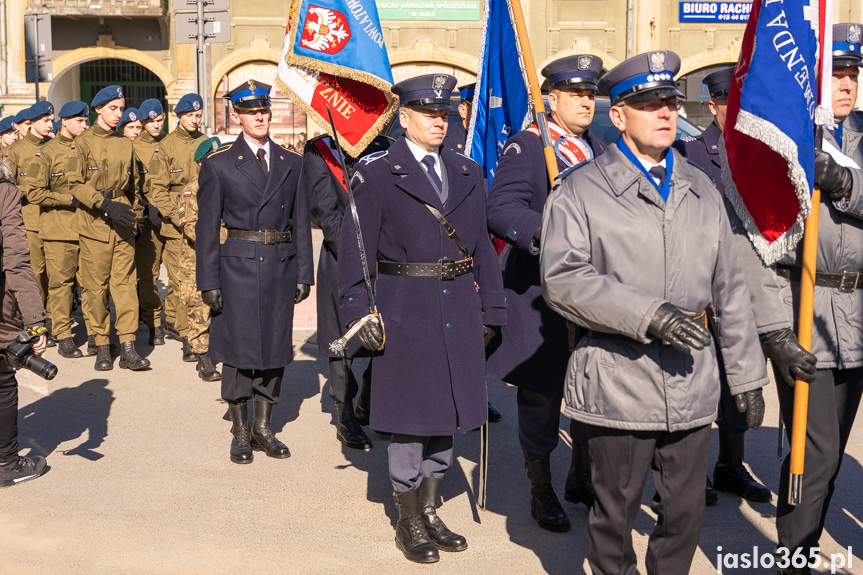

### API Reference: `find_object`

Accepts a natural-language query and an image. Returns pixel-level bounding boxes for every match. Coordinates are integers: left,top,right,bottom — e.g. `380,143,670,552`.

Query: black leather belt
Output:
776,265,863,292
226,229,292,244
378,258,473,280
100,189,125,200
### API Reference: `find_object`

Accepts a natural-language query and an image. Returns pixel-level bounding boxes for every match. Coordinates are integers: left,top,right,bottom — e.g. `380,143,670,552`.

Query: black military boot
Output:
227,401,253,464
335,401,372,450
393,486,440,563
713,431,771,502
45,318,57,348
706,476,718,506
525,456,570,532
87,336,117,357
94,345,113,371
250,398,290,458
57,337,83,359
419,477,467,552
564,444,596,508
196,354,221,382
164,321,180,340
181,337,198,363
118,341,151,371
148,325,165,346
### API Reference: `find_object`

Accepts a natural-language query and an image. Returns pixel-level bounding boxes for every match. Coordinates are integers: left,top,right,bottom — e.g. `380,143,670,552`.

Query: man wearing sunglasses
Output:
540,51,768,574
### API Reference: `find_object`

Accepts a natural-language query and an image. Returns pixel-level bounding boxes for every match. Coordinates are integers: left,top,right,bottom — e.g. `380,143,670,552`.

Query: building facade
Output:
2,0,860,139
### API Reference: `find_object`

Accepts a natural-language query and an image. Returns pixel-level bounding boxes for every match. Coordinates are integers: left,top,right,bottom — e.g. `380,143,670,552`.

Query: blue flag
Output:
466,0,531,183
723,0,819,264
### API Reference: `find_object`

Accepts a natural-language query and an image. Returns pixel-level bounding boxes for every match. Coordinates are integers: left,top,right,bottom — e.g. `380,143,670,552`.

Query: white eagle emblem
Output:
301,6,352,54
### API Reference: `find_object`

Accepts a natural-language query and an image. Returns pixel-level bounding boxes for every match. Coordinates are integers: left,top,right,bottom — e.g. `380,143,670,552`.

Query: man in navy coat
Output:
197,80,313,464
442,83,473,153
339,74,506,564
673,66,772,506
305,133,392,450
486,54,607,532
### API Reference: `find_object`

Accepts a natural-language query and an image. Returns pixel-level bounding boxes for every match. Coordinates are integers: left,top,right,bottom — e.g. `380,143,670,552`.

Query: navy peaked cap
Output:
542,54,603,90
833,23,863,67
598,51,683,104
702,66,735,98
392,74,457,110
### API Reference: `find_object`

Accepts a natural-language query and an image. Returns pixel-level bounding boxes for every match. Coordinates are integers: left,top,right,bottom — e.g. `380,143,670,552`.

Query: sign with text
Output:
679,1,751,23
375,0,480,21
174,10,231,43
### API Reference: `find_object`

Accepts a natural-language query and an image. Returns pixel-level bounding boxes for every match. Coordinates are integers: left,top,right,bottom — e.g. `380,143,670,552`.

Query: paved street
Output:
1,231,861,574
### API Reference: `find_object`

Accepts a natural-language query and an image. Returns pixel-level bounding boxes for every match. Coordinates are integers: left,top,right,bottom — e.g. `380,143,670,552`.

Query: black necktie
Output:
257,148,269,178
648,165,666,184
421,155,442,193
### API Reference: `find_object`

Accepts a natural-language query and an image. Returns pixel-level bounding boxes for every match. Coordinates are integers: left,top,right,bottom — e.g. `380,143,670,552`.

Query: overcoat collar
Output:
388,137,475,214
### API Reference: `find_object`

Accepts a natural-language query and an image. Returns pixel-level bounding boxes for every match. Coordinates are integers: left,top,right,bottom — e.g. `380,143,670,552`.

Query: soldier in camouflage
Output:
177,136,224,381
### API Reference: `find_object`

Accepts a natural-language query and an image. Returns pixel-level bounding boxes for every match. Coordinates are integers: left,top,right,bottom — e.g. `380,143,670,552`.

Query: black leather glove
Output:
734,388,765,430
356,317,384,351
201,289,223,313
147,205,162,227
759,328,817,387
99,199,136,228
295,283,310,304
814,149,853,200
647,302,711,353
70,196,80,209
483,325,500,347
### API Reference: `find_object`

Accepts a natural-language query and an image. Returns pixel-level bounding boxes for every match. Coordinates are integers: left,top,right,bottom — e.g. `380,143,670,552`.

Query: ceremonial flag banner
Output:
722,0,819,264
277,0,397,157
466,0,531,182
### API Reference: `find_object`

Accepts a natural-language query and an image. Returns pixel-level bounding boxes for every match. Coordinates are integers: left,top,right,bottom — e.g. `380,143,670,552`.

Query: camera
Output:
6,326,58,380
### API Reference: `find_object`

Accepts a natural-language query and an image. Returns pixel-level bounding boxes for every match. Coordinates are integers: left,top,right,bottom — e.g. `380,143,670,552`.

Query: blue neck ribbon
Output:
616,138,673,202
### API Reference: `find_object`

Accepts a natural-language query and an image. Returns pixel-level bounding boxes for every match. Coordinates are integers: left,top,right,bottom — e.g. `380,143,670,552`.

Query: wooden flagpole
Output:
508,0,559,186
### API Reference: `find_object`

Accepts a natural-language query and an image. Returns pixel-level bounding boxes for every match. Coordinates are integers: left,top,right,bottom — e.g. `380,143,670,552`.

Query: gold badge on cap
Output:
649,51,666,73
848,24,862,44
578,56,592,71
248,80,257,91
433,75,447,90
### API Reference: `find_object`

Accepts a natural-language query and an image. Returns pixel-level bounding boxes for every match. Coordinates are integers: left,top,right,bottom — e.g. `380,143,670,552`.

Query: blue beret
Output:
392,74,457,110
138,99,164,120
118,108,140,128
58,101,89,119
92,85,125,108
542,55,604,90
194,136,222,162
0,117,15,134
19,101,54,121
174,93,203,115
833,23,863,66
13,109,29,124
702,66,734,98
598,50,683,104
225,80,271,110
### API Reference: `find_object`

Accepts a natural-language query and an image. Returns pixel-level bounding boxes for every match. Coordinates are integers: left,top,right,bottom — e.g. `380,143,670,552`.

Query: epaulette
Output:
280,144,302,157
358,150,388,165
556,159,593,182
206,143,233,157
451,150,480,167
679,135,698,143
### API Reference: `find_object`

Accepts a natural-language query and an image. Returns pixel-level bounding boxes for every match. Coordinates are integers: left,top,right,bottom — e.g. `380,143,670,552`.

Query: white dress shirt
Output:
244,135,271,172
405,137,442,180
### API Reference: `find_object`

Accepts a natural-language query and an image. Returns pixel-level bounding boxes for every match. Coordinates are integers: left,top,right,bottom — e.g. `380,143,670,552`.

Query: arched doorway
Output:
79,59,167,125
213,61,308,150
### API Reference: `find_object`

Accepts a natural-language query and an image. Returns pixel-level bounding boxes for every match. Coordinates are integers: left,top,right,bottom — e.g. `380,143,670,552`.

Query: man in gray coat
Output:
540,51,768,575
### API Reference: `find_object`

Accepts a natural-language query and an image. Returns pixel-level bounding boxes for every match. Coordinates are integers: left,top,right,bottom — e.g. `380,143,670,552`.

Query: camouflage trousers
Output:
179,239,211,354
